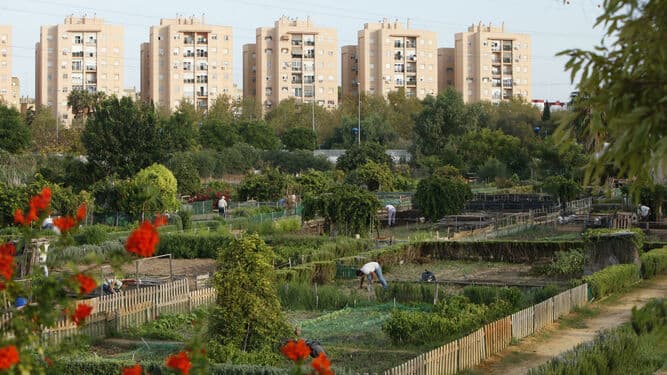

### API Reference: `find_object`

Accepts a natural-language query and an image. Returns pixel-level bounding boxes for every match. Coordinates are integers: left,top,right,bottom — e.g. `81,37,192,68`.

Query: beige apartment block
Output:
251,16,338,112
454,22,531,103
340,45,358,98
242,43,257,98
35,16,124,125
348,19,438,99
0,26,19,109
437,47,455,93
141,16,233,111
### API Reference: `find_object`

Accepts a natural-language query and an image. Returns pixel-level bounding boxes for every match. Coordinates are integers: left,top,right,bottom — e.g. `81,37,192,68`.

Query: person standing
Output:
356,261,388,289
218,196,228,218
385,204,396,226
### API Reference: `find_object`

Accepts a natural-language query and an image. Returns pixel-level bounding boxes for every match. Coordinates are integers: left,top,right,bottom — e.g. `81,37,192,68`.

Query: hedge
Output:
50,359,290,375
418,241,582,263
583,264,641,299
275,261,335,284
640,247,667,279
157,232,232,258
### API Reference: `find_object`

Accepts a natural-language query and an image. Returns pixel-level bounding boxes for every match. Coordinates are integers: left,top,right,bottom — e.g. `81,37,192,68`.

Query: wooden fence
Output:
383,283,589,375
26,278,217,345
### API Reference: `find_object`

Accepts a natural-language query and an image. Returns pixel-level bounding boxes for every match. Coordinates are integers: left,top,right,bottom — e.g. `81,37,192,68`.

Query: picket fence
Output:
16,278,217,345
383,283,589,375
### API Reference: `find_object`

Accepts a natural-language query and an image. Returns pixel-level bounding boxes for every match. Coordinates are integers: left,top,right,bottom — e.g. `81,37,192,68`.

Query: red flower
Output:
0,253,14,281
0,345,19,370
76,203,87,222
13,209,24,225
153,214,167,227
74,274,97,295
165,351,191,375
122,364,143,375
0,243,16,256
32,187,52,211
71,303,93,326
125,221,160,257
44,356,53,367
311,352,333,375
280,339,311,362
54,216,76,232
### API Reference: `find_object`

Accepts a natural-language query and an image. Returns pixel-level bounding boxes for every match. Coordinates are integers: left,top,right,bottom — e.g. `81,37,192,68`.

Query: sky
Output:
1,0,606,101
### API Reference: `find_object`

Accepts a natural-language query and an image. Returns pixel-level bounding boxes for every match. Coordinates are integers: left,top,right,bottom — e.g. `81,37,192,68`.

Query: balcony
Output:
503,69,513,75
196,52,208,57
197,92,208,97
406,78,417,85
394,41,403,48
184,52,195,57
303,76,315,84
196,38,208,44
291,40,302,46
304,51,315,59
85,66,97,71
198,65,208,71
503,57,512,64
291,65,302,72
491,69,501,75
196,77,208,83
394,53,403,61
303,40,315,46
405,40,416,48
183,78,195,84
72,52,84,57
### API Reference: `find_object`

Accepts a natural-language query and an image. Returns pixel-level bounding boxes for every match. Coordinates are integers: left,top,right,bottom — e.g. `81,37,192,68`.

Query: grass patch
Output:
558,305,601,329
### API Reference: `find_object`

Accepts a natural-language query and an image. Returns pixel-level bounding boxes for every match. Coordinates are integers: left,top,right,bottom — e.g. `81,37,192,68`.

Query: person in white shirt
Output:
356,261,388,289
385,204,396,226
218,196,228,218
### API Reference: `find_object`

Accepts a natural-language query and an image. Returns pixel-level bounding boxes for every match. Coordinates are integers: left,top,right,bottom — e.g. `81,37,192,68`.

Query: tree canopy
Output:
0,104,31,153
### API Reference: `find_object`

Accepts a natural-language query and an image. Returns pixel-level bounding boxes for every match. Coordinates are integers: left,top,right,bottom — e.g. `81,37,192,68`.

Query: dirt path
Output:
476,274,667,374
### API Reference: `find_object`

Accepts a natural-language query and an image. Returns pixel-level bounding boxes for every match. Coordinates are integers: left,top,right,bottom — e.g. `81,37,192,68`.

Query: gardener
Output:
102,278,123,295
218,196,228,218
385,204,396,226
356,261,388,289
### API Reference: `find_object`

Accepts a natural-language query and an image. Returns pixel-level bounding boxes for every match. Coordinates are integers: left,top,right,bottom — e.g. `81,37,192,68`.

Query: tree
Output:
132,163,180,215
296,169,334,196
164,152,202,196
414,169,472,221
413,88,470,158
281,127,317,151
82,97,160,178
0,104,31,153
336,142,392,172
237,168,292,202
302,183,380,236
209,234,290,358
237,120,281,150
160,101,201,153
387,88,423,142
556,0,667,184
345,161,395,192
67,90,105,120
539,176,582,204
542,101,551,122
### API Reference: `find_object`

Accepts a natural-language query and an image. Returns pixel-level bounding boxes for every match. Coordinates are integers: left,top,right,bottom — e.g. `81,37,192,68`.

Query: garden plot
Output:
119,258,215,281
385,260,555,287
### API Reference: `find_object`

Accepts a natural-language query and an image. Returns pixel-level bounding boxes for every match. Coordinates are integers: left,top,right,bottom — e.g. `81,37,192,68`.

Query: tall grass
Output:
278,282,367,310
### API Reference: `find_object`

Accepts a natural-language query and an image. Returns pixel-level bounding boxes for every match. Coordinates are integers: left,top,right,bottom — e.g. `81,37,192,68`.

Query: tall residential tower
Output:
0,26,19,109
35,16,124,125
247,16,338,112
454,22,531,103
343,19,438,99
141,16,234,111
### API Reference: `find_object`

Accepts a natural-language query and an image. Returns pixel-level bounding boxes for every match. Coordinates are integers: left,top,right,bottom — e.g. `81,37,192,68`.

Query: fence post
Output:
433,283,439,305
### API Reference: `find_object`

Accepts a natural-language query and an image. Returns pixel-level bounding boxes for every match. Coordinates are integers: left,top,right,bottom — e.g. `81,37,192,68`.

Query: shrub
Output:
272,217,301,234
48,240,125,265
532,249,585,277
74,225,109,245
631,298,667,335
584,264,640,299
376,282,436,304
157,232,231,258
640,247,667,279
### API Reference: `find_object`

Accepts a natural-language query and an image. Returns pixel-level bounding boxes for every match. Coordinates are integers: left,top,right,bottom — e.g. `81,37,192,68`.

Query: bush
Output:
157,232,231,258
631,298,667,335
584,264,640,299
278,281,363,310
640,247,667,279
376,282,436,304
48,240,125,265
74,225,109,245
532,249,585,277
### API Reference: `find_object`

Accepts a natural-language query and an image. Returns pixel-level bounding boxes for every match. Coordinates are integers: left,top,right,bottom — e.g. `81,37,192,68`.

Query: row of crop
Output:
528,298,667,375
49,359,289,375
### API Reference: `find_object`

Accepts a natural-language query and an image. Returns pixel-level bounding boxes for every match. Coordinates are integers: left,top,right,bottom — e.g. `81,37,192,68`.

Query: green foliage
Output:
295,169,334,196
238,120,282,150
159,101,201,152
539,175,582,203
179,209,193,230
281,127,317,151
158,232,231,258
126,310,207,341
336,142,392,172
375,282,436,304
457,128,531,178
237,168,293,202
278,281,364,310
47,240,126,265
132,163,180,213
0,180,28,226
302,183,380,236
584,264,641,299
640,248,667,279
631,298,667,335
209,234,291,357
261,150,331,174
345,160,395,192
73,225,109,245
532,249,585,278
82,97,161,178
0,103,31,153
50,358,289,375
556,0,667,184
413,171,472,221
583,227,644,254
477,158,510,182
163,152,202,196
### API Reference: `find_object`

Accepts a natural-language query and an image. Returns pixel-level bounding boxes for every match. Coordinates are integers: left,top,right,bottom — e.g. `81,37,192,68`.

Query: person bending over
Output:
356,261,388,289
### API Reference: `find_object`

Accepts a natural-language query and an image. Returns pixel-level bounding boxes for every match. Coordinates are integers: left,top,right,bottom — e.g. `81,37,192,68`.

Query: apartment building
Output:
454,22,531,103
35,16,124,125
344,19,437,99
0,26,19,109
242,43,257,98
141,16,233,111
249,16,338,112
437,47,455,93
340,45,358,98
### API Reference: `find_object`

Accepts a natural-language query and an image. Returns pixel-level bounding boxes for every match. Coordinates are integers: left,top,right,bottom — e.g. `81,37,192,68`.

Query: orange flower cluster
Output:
125,215,166,258
74,273,97,295
70,303,93,326
122,364,143,375
14,187,51,226
280,339,311,362
311,352,333,375
0,345,19,370
53,203,87,233
0,243,15,290
165,351,192,375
